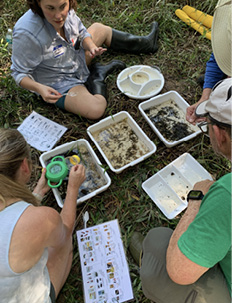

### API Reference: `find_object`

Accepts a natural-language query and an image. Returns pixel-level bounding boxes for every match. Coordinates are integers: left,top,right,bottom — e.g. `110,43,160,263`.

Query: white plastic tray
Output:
39,139,111,207
139,91,201,147
117,65,164,100
142,153,213,219
87,111,157,173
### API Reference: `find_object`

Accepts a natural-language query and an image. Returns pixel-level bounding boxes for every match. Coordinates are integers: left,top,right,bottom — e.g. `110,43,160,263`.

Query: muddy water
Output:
145,99,199,142
92,118,149,170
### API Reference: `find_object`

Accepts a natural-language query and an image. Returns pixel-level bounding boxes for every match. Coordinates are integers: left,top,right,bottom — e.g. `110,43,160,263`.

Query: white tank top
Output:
0,201,51,303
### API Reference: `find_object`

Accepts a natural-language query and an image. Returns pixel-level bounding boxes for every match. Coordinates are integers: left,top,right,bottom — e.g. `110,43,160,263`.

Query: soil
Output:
145,99,199,142
91,118,150,170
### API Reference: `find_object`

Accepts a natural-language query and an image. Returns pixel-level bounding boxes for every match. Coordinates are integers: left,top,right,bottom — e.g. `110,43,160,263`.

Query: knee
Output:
143,227,173,253
91,22,103,28
90,22,107,32
85,96,107,120
90,22,112,36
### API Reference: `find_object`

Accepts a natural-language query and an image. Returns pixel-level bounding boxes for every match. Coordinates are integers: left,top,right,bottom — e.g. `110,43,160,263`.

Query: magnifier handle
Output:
48,179,63,188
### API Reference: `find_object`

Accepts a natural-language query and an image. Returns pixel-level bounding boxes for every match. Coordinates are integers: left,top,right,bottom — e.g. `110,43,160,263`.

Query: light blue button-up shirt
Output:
11,9,91,94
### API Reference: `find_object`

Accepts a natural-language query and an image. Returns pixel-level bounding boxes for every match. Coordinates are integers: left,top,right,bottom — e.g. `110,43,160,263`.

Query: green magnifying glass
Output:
46,156,68,188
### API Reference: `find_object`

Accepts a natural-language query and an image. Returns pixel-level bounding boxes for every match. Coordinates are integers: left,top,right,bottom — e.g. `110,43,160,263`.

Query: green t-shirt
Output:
178,173,231,293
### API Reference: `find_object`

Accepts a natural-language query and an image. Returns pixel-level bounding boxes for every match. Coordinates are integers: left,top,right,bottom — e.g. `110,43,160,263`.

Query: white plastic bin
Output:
139,91,201,147
87,111,157,173
142,153,213,219
39,139,111,207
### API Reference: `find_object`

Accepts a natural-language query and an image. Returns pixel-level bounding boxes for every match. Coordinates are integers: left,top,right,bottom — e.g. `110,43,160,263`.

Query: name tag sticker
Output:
53,44,64,58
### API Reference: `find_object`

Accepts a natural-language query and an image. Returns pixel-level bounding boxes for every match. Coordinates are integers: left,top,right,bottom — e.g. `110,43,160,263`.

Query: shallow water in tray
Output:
145,99,198,142
46,144,107,199
92,118,149,170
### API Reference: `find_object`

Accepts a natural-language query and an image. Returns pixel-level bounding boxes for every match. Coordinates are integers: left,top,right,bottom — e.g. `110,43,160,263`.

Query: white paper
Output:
17,111,67,151
76,219,134,303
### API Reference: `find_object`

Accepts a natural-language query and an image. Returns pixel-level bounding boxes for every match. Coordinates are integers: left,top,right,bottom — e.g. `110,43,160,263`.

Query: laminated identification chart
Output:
76,220,134,303
17,111,67,151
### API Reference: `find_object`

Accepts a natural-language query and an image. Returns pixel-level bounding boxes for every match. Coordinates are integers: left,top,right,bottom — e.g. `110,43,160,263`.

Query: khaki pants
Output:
140,227,231,303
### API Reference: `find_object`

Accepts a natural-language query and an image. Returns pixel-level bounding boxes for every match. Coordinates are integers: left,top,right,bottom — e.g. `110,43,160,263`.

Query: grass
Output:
0,0,230,302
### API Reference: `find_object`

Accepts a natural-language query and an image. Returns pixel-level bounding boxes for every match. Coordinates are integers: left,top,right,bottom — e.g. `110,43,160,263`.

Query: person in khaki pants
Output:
129,1,232,301
130,78,231,303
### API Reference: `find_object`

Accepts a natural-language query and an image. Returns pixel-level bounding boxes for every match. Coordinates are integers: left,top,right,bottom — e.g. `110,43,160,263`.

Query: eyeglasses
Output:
197,121,213,137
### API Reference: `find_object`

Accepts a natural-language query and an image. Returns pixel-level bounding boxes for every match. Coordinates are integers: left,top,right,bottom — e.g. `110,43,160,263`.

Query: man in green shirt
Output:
130,78,231,302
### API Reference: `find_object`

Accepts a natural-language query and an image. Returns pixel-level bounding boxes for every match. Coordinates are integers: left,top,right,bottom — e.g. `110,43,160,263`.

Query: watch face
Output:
187,190,204,201
190,190,202,198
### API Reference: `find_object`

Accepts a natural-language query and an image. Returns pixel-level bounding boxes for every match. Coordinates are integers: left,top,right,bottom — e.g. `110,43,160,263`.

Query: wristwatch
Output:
187,190,204,202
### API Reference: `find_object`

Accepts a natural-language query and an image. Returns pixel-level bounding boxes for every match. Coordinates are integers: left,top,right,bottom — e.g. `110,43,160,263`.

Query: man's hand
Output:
186,88,212,125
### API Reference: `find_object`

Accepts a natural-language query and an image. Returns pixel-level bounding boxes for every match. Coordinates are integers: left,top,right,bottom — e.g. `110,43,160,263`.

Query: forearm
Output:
166,180,214,283
198,88,212,103
167,201,201,256
60,186,79,233
166,201,202,283
168,179,214,258
20,76,44,95
82,36,96,52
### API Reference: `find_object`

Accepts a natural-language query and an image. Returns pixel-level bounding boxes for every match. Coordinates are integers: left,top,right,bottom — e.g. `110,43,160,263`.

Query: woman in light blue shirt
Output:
11,0,159,119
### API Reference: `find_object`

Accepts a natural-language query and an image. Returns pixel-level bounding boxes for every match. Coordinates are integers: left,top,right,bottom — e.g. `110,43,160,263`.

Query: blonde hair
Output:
0,129,40,208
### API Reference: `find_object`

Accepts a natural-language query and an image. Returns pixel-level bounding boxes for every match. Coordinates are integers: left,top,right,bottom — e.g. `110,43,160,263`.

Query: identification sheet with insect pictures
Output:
76,219,134,303
17,111,67,151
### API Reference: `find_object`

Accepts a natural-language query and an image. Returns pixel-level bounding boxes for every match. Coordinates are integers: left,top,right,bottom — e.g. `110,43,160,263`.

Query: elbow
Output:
167,270,194,285
166,264,198,285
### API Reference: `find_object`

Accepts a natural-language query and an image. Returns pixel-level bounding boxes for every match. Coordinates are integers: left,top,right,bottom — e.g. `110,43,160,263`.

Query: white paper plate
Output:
117,65,164,100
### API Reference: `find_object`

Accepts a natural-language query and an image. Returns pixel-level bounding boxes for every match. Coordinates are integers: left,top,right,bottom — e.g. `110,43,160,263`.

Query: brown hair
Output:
0,128,40,209
27,0,77,18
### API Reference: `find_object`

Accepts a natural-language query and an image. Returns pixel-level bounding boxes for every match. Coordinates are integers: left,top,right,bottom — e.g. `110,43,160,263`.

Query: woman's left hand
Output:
89,46,107,58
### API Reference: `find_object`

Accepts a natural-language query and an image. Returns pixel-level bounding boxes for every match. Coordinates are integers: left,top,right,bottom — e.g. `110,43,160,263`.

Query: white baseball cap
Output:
195,78,232,126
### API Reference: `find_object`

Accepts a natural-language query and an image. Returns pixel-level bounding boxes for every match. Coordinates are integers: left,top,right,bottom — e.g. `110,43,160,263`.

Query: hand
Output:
89,46,107,58
186,88,212,125
67,164,86,193
33,168,50,198
38,84,62,103
186,103,206,125
193,179,215,196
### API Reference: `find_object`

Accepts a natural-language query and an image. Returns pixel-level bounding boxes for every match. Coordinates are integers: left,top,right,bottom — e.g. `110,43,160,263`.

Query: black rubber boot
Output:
85,60,126,98
110,21,159,54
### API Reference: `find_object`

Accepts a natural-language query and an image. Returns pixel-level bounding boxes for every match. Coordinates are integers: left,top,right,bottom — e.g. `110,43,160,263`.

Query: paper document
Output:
17,111,67,151
76,219,134,303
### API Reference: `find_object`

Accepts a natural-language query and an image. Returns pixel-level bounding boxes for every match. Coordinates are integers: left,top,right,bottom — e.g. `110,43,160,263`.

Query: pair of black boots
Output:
85,22,159,98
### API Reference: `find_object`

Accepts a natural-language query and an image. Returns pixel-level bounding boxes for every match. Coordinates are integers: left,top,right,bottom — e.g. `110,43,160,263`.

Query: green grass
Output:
0,0,230,302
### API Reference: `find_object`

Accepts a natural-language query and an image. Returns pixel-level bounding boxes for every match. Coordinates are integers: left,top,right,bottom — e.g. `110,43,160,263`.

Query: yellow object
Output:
175,9,211,40
69,155,81,165
182,5,213,29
